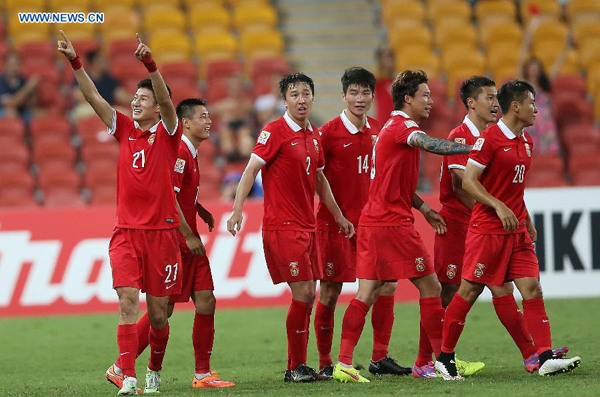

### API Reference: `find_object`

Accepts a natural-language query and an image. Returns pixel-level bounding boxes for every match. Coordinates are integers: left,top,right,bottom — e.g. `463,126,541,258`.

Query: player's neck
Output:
289,113,309,130
184,131,201,148
466,113,486,133
137,118,159,132
500,116,524,137
344,109,366,131
399,107,421,122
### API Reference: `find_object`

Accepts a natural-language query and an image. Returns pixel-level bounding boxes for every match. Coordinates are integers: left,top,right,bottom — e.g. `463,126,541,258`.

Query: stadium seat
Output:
521,0,562,23
38,167,81,191
480,22,522,48
205,59,243,85
382,0,426,27
197,139,217,160
487,44,519,74
429,0,472,25
194,32,238,60
566,0,600,23
76,115,111,145
106,39,140,63
100,7,141,36
169,81,203,109
17,41,55,68
0,185,39,208
532,44,579,75
43,188,86,207
572,21,600,49
110,58,148,85
10,29,51,47
395,49,440,78
435,22,477,50
233,4,278,32
0,170,35,191
81,142,120,163
441,45,484,72
551,75,587,98
30,115,72,141
475,0,517,25
0,117,26,141
33,143,76,167
143,6,186,35
531,21,568,50
188,4,231,33
48,0,91,10
94,0,136,7
0,143,29,172
206,78,230,103
161,61,198,87
150,32,193,64
250,57,289,82
388,24,433,52
240,30,284,59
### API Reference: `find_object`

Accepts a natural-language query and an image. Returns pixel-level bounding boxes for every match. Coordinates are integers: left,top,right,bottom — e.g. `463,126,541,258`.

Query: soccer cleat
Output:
192,373,235,388
307,365,330,381
318,364,334,380
107,365,142,394
369,356,412,376
524,346,570,373
118,376,138,395
538,356,581,376
455,358,485,377
333,363,370,383
412,361,438,378
143,369,160,393
283,364,316,383
435,358,464,381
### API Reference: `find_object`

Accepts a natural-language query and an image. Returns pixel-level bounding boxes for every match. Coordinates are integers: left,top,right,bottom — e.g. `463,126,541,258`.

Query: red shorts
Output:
463,231,539,286
169,237,214,303
356,225,433,281
109,227,182,296
317,229,357,283
262,230,321,284
434,217,468,286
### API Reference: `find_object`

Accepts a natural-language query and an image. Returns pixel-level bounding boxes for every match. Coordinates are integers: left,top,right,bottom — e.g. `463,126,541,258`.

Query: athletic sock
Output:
314,301,335,369
522,297,552,355
287,299,311,370
415,321,434,366
440,294,472,354
493,294,537,359
193,313,215,374
148,322,170,372
117,324,138,378
116,312,150,368
371,295,395,362
419,297,445,356
338,299,369,366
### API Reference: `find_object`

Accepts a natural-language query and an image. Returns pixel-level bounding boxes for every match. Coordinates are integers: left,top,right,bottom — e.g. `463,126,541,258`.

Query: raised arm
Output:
226,156,263,236
410,132,472,155
316,170,354,238
57,30,113,127
134,33,177,133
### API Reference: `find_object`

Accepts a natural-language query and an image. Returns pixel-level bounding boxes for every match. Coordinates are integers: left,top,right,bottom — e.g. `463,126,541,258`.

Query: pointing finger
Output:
60,30,69,43
136,33,142,44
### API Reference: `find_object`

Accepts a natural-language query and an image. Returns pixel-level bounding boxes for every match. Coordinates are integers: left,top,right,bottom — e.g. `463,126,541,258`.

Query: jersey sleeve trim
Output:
173,186,181,193
161,117,179,136
316,166,324,171
107,108,117,135
407,130,425,147
251,153,266,165
468,158,486,169
448,164,466,170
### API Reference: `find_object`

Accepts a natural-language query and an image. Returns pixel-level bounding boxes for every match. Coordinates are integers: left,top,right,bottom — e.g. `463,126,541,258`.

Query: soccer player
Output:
332,70,471,383
106,98,235,390
226,73,354,382
315,67,411,378
59,32,182,394
435,80,581,380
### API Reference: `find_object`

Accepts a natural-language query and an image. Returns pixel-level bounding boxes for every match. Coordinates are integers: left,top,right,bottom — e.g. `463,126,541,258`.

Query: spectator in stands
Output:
71,50,129,120
221,172,263,202
212,74,256,163
0,52,38,122
374,44,395,124
254,73,286,126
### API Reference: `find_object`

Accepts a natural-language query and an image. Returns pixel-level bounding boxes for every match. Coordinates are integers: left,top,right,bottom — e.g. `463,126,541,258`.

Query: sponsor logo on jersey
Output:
174,158,186,173
404,120,418,129
446,264,457,279
326,262,335,277
524,142,531,157
415,257,425,272
148,134,156,145
289,261,299,277
473,137,485,151
474,263,486,278
454,138,466,145
257,130,271,145
313,138,319,154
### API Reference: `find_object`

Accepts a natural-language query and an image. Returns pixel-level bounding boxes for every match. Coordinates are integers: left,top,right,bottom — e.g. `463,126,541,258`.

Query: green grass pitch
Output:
1,297,598,396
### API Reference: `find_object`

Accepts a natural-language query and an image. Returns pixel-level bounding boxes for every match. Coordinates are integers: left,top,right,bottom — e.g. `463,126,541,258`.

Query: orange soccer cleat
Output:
105,364,142,393
192,373,235,388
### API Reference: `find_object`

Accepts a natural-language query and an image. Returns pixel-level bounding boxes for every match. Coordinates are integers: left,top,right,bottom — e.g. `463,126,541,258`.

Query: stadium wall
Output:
1,187,599,317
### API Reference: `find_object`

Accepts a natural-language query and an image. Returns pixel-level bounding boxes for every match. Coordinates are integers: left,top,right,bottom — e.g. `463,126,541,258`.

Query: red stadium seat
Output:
204,60,243,85
250,57,289,82
169,80,203,108
32,142,76,166
107,38,139,62
552,75,587,98
197,139,217,161
571,170,600,186
0,170,35,191
206,78,229,103
526,154,567,187
0,117,26,140
37,167,81,191
30,115,72,141
76,116,111,145
161,61,197,87
18,41,55,67
43,187,86,207
0,142,29,165
568,153,600,175
0,186,39,208
110,58,148,84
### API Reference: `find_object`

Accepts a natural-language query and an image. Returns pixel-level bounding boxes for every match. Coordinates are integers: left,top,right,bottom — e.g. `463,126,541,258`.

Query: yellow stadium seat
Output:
479,21,522,47
382,0,426,28
5,0,45,11
227,0,271,6
578,37,600,68
486,43,519,71
475,0,517,24
586,62,600,93
240,30,284,58
532,44,580,74
11,29,51,47
567,0,600,23
447,66,487,98
103,27,138,44
189,4,230,33
143,6,186,34
233,5,277,31
435,21,477,49
96,0,137,8
48,0,91,11
100,7,141,35
442,47,485,73
150,32,193,63
521,0,562,23
531,21,568,49
396,49,440,77
388,24,433,53
182,0,225,7
195,31,238,60
572,21,600,48
491,65,519,83
429,0,472,25
9,17,51,35
54,21,96,38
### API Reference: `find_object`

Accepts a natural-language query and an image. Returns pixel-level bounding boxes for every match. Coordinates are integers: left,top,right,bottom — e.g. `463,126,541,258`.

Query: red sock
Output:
339,299,369,366
522,298,552,354
117,324,138,378
116,312,150,368
415,321,434,366
441,294,472,353
193,313,214,374
148,322,170,372
493,295,537,359
287,299,311,370
371,295,394,362
419,297,445,356
314,301,335,369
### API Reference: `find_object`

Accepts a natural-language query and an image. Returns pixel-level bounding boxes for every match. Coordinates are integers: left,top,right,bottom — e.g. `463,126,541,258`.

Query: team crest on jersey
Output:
473,137,485,151
326,262,335,277
446,264,457,279
474,263,486,278
257,130,271,145
524,143,531,157
415,257,425,272
313,138,319,153
404,120,418,129
289,262,299,277
148,134,156,145
454,138,466,145
174,158,186,174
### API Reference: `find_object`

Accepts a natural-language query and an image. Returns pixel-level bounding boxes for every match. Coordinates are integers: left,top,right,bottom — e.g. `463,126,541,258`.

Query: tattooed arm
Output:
410,132,472,155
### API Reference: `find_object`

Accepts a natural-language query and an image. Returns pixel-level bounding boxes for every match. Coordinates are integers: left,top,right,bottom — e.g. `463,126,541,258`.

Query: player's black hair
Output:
391,69,428,110
176,98,207,120
279,73,314,99
136,78,172,103
341,67,376,94
497,80,536,114
459,76,496,109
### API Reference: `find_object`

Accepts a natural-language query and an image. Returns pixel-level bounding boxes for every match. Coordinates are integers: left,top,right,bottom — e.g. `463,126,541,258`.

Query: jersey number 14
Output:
357,155,370,174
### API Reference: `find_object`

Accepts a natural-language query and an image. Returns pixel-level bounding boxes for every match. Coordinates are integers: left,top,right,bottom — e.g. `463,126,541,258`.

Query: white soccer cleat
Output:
434,360,464,381
117,376,138,395
143,369,161,393
538,356,581,376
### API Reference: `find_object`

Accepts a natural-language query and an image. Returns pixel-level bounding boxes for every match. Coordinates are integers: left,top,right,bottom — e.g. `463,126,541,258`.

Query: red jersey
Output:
172,135,200,236
317,110,380,231
109,110,182,229
468,119,533,234
360,110,424,226
439,116,481,224
252,112,325,231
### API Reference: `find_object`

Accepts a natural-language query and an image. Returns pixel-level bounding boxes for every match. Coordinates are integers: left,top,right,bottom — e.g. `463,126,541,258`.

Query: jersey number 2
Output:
132,149,146,169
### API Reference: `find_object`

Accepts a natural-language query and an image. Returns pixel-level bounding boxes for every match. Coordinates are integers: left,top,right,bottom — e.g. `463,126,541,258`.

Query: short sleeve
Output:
391,118,424,146
316,135,325,171
468,136,493,169
172,147,187,193
447,134,469,170
108,109,133,142
161,117,181,137
252,129,281,165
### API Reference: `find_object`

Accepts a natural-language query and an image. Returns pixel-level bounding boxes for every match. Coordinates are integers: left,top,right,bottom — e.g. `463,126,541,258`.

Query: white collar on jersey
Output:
182,134,197,158
463,115,481,137
390,110,411,119
133,119,161,133
497,119,522,140
340,109,370,134
284,111,313,132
